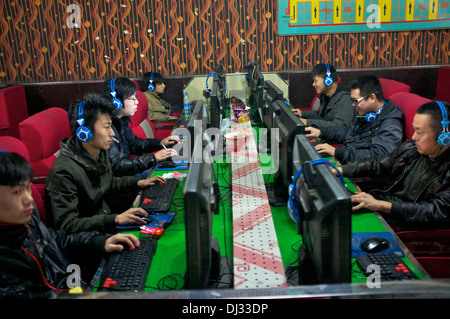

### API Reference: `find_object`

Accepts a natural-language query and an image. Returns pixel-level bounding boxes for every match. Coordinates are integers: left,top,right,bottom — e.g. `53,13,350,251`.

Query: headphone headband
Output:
324,63,333,87
110,79,123,110
436,101,450,147
76,101,93,143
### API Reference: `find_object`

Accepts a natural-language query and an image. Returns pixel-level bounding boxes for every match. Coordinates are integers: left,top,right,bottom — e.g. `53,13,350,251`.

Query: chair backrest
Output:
379,78,411,98
18,107,71,179
131,91,149,128
389,92,432,140
0,85,29,138
0,136,46,224
436,66,450,103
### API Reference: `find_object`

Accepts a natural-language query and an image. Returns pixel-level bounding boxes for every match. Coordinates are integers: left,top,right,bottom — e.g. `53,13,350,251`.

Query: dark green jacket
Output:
45,136,139,234
301,84,355,131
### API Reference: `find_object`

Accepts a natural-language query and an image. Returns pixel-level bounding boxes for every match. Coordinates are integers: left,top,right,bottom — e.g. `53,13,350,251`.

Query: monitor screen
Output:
272,100,305,191
183,136,229,289
209,76,223,129
291,134,352,284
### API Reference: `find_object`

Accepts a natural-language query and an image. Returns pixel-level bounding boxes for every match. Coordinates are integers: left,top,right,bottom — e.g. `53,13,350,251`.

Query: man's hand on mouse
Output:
161,135,181,147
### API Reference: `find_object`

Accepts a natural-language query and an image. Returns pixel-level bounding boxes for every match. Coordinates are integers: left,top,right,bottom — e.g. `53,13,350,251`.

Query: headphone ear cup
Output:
437,132,450,147
148,83,155,92
324,76,333,87
76,125,93,143
365,112,377,122
112,98,123,110
287,184,301,224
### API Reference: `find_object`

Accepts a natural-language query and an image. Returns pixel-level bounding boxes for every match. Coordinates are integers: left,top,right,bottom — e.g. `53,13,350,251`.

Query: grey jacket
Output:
301,84,355,131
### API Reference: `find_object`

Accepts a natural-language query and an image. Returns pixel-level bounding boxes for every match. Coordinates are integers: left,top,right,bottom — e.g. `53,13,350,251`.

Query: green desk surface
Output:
112,136,426,291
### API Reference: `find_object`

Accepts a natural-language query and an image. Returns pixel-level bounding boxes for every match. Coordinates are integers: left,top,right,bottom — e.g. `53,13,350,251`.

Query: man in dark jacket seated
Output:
0,151,140,298
102,77,180,179
291,63,355,131
46,93,166,234
338,101,450,229
305,75,405,164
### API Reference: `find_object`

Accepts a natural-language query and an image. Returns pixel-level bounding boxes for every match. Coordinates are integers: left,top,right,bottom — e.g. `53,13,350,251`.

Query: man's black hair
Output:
102,77,137,103
0,152,34,187
311,63,338,83
417,101,450,139
349,75,385,102
143,71,163,91
67,92,117,137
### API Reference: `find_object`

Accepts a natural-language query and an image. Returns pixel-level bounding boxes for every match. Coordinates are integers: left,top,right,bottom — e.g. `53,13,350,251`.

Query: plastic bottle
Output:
183,91,191,116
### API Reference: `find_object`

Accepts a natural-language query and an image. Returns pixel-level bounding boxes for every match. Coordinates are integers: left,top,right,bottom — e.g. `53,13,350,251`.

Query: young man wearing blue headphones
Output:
305,75,405,164
143,71,178,121
291,63,355,131
338,101,450,228
45,93,166,235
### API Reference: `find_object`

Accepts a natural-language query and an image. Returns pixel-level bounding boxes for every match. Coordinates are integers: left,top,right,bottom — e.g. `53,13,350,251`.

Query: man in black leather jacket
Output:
306,75,405,164
103,77,180,178
0,152,140,298
339,101,450,227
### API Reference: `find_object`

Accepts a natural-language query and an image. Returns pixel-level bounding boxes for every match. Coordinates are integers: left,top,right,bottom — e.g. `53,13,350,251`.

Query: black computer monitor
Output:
183,137,230,289
261,80,285,130
245,62,264,107
271,100,305,197
209,75,223,129
186,100,207,155
291,134,351,284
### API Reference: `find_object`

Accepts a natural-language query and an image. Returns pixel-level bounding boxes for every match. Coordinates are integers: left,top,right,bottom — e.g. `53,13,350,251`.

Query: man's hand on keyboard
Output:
137,175,166,188
104,233,140,253
115,207,149,226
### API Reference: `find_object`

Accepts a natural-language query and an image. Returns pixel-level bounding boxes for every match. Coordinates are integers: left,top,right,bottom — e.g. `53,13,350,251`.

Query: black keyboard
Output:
308,137,330,158
138,179,179,213
98,238,157,291
356,253,418,281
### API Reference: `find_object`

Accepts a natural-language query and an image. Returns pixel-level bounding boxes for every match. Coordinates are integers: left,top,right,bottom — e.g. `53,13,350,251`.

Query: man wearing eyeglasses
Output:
305,75,405,164
101,77,180,180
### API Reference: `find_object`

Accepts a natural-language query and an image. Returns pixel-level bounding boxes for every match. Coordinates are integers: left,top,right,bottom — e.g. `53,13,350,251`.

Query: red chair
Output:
397,229,450,279
131,91,175,140
379,78,411,98
0,136,46,224
389,92,432,140
18,107,72,198
436,66,450,103
0,85,29,138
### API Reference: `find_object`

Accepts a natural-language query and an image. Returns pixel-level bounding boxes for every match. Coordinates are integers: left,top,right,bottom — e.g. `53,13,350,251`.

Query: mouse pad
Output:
116,212,177,230
352,232,404,257
154,161,188,171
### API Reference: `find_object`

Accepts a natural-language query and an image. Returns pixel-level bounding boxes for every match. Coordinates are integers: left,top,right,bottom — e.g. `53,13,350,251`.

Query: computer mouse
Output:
361,237,390,253
158,161,178,169
141,216,154,223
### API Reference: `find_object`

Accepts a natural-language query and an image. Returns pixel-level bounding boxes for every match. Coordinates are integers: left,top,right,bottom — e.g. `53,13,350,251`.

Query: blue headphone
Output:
436,101,450,147
287,159,346,224
365,100,386,122
110,79,123,110
244,61,262,80
75,101,93,143
324,63,334,87
147,72,155,91
205,71,226,92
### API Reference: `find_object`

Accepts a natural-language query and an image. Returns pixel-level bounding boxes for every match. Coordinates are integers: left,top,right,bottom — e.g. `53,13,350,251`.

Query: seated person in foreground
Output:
0,151,140,298
306,75,405,164
102,77,179,179
291,63,355,131
45,93,166,234
143,71,178,121
338,101,450,228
